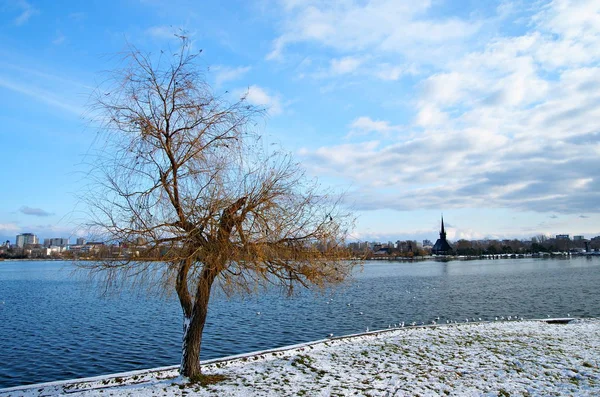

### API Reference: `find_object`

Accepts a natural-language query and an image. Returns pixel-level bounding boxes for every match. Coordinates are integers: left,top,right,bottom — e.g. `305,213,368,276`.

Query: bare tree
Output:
81,37,354,380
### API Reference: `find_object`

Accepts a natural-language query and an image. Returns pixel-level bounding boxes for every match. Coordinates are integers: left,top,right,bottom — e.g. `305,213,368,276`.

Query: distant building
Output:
16,233,38,248
76,237,87,246
573,235,584,241
432,217,453,255
556,234,570,240
423,239,433,247
373,247,391,256
43,238,69,247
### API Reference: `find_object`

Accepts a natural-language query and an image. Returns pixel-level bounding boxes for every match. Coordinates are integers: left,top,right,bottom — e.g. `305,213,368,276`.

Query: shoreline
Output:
2,253,600,264
363,252,600,261
2,317,598,396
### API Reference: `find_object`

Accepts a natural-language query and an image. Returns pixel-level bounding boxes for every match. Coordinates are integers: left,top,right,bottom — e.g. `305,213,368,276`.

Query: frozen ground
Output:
1,319,599,396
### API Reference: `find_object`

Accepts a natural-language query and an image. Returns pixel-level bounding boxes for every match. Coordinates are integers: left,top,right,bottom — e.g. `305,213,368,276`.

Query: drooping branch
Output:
81,35,355,379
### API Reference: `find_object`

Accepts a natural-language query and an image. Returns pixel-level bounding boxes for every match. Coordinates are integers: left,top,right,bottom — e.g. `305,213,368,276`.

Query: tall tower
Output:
440,216,446,240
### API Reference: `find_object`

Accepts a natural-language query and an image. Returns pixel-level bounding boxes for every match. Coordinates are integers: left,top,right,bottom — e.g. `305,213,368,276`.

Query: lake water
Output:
1,257,599,388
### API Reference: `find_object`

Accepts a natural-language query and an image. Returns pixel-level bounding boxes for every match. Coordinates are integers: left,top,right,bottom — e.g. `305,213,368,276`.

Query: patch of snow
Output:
2,319,599,396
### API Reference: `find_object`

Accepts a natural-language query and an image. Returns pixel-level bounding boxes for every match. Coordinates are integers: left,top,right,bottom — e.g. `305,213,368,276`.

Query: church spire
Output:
440,215,446,239
432,214,453,255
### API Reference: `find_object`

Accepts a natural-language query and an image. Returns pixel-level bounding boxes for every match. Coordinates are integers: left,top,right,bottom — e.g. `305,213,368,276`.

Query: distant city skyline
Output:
6,228,596,247
1,1,599,243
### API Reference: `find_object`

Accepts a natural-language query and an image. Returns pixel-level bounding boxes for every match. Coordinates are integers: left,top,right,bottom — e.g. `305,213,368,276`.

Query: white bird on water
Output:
256,312,261,315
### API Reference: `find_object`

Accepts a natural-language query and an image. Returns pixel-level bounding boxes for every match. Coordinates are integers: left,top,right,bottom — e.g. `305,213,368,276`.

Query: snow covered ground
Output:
2,319,599,396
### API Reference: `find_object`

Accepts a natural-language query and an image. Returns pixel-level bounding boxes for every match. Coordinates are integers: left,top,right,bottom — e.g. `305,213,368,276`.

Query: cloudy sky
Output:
1,0,599,244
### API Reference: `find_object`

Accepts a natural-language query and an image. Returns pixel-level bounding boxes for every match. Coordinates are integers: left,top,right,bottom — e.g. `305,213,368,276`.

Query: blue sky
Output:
1,0,599,244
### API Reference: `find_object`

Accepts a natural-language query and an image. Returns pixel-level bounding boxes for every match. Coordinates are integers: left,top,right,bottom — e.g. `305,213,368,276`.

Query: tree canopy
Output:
81,36,354,380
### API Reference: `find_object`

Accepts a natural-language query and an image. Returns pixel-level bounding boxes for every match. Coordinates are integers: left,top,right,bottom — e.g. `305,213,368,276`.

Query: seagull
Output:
256,312,261,315
359,312,363,315
328,333,334,338
366,327,369,332
495,317,498,321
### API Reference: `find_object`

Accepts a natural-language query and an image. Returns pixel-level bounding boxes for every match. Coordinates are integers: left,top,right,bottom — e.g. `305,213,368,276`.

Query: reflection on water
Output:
1,257,599,388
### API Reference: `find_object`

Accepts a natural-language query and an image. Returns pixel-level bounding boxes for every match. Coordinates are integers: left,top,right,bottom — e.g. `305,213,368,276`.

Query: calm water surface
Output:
1,257,599,388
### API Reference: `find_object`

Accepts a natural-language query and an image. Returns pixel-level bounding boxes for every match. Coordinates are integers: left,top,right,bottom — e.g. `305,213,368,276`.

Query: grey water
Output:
1,257,599,388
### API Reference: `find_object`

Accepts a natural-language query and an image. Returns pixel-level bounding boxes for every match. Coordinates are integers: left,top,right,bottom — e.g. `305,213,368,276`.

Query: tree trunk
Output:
179,267,216,379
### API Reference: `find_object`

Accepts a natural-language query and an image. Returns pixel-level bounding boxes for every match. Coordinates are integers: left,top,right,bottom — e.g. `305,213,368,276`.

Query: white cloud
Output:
297,1,600,215
414,105,448,128
347,116,400,137
330,57,363,75
213,65,251,86
0,75,82,115
0,223,20,234
145,26,177,40
52,31,66,45
374,63,405,81
241,85,283,116
268,0,479,62
14,0,38,26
